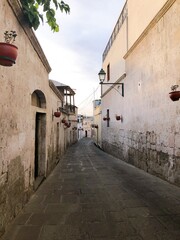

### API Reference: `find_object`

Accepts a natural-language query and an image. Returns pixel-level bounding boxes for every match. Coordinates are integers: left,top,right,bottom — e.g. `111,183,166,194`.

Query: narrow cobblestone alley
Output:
2,138,180,240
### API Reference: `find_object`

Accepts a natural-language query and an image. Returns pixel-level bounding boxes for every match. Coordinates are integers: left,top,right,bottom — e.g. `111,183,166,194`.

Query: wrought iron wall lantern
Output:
98,68,124,97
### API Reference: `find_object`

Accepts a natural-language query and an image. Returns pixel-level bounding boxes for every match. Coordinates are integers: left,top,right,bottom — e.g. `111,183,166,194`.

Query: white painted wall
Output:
92,100,102,147
127,0,168,49
101,0,180,186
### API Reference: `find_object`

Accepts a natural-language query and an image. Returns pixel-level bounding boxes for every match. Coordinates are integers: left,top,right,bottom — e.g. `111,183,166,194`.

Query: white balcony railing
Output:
103,2,128,61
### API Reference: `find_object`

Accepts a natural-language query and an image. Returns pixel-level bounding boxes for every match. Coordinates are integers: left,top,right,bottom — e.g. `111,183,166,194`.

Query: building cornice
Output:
103,1,128,61
49,80,64,101
7,0,51,73
124,0,176,59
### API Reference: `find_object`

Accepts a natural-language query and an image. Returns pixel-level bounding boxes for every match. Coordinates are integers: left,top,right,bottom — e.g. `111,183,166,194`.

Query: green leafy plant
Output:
20,0,70,32
171,85,179,91
4,31,17,44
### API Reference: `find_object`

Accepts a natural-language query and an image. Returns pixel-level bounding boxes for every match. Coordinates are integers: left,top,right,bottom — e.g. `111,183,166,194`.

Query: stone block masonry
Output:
102,128,180,186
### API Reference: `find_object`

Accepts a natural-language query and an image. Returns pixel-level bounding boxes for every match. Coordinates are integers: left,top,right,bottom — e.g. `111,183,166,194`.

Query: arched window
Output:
31,90,46,108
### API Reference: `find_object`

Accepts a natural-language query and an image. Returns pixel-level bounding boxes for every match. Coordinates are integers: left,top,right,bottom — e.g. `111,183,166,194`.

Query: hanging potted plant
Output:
61,118,66,123
103,116,110,121
64,122,71,128
115,115,121,121
0,31,18,67
169,85,180,101
54,109,61,118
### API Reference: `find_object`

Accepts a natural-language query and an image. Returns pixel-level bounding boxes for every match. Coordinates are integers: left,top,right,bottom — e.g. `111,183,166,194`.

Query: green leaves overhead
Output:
20,0,70,32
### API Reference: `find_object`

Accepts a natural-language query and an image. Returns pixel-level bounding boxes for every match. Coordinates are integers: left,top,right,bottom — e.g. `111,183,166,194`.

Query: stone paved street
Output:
2,138,180,240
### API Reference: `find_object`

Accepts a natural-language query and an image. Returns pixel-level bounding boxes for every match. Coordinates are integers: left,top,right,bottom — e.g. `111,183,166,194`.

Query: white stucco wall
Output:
102,19,127,95
0,0,77,235
92,101,102,148
101,11,126,139
82,116,93,138
127,0,169,49
101,0,180,186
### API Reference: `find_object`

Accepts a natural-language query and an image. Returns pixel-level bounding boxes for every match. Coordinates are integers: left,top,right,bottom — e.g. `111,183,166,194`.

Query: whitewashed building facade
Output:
100,0,180,186
0,0,77,236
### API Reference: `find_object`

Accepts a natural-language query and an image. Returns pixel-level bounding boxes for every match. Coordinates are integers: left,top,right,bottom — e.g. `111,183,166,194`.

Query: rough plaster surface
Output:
0,0,78,235
102,1,180,186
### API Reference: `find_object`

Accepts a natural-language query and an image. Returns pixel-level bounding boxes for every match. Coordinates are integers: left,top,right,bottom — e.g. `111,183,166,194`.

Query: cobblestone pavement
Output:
2,138,180,240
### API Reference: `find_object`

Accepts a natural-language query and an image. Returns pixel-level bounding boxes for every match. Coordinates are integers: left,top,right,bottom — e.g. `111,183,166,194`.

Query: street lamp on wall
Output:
98,68,124,97
98,68,106,82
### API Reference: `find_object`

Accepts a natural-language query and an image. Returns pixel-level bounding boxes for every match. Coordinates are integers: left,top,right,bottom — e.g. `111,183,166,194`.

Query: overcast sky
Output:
36,0,125,115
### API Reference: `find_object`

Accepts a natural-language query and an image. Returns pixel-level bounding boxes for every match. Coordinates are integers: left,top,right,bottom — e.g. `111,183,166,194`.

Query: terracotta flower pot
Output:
61,119,66,123
0,43,18,66
103,117,107,121
116,116,121,121
54,111,61,117
169,91,180,101
64,122,71,128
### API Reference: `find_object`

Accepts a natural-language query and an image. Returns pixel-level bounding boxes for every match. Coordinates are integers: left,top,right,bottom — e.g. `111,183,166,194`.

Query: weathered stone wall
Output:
46,110,78,175
102,0,180,186
102,128,180,185
0,0,77,236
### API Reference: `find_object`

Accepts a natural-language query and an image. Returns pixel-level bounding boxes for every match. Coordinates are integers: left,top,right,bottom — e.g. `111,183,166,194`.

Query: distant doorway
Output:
34,113,46,188
85,130,87,137
56,122,60,163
